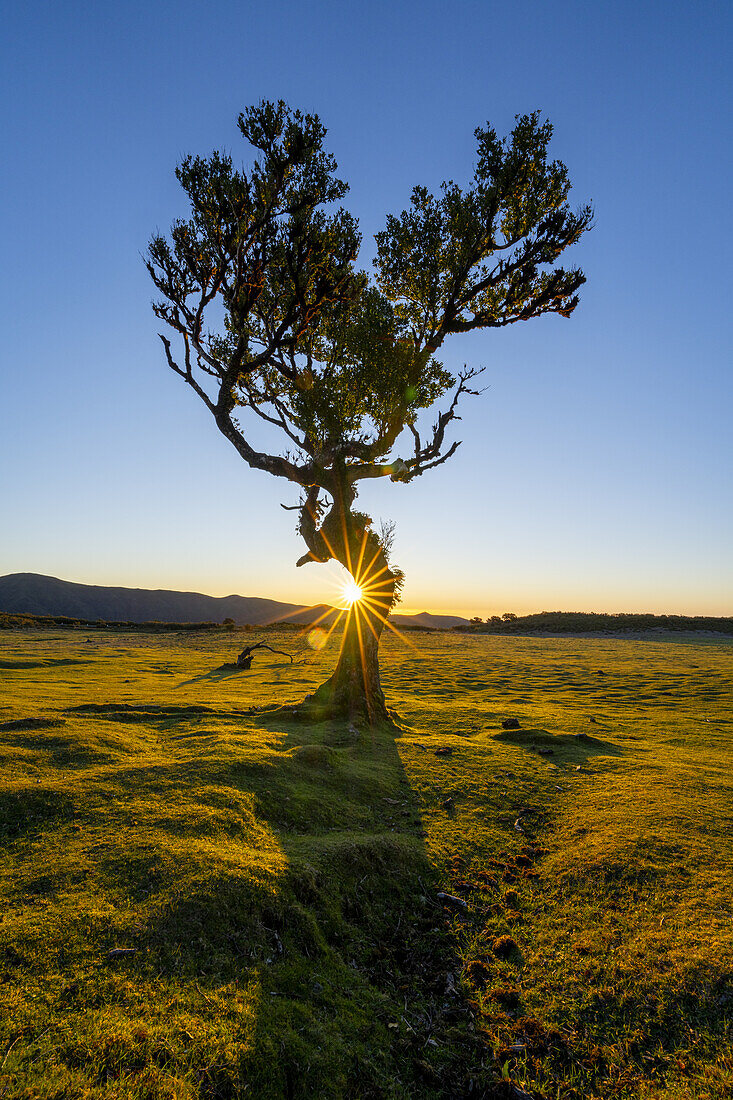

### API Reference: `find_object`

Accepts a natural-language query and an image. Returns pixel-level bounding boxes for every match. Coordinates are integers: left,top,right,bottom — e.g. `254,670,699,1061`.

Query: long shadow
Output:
42,705,479,1098
176,666,249,686
177,659,306,687
4,678,665,1099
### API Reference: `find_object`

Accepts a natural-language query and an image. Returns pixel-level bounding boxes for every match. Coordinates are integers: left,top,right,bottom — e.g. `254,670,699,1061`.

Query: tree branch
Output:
159,334,215,412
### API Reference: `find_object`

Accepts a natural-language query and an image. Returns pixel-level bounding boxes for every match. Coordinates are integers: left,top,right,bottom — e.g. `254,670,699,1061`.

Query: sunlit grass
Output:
0,627,731,1097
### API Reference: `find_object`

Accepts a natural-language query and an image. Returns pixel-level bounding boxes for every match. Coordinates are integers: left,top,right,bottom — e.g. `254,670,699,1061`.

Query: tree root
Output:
243,693,410,732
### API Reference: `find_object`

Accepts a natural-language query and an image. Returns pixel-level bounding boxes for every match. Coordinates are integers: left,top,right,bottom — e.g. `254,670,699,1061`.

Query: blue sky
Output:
1,0,731,616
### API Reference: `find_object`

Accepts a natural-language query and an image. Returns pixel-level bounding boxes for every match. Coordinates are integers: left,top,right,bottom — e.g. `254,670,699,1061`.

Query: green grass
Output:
0,627,731,1098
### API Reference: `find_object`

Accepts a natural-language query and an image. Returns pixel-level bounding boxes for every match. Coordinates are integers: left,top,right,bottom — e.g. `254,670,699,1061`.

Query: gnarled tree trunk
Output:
296,479,399,724
309,545,396,724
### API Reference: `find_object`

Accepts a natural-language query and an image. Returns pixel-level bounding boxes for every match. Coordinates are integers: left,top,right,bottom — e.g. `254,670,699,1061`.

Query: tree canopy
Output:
146,100,591,719
147,100,591,506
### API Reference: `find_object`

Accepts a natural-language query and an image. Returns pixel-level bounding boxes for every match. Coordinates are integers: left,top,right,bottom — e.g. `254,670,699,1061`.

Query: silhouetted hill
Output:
0,574,470,631
0,573,308,626
392,611,468,629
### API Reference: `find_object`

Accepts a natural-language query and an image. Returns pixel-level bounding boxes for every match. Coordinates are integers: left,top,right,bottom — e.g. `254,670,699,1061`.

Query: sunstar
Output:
342,581,363,606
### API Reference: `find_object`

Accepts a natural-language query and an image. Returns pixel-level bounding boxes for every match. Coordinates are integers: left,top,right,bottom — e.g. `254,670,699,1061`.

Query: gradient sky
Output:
1,0,731,618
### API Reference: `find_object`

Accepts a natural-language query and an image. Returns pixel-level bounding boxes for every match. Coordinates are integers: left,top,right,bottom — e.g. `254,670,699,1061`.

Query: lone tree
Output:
146,101,591,723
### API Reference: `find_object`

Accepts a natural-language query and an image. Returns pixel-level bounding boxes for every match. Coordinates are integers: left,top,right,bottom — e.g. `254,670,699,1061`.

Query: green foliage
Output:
459,611,733,635
148,100,361,372
374,112,592,345
254,287,454,460
146,101,591,503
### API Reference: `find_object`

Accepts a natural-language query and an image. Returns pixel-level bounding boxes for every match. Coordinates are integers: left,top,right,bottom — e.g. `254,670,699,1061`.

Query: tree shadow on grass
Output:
176,658,307,688
36,706,488,1097
176,666,248,686
0,672,620,1098
63,703,246,734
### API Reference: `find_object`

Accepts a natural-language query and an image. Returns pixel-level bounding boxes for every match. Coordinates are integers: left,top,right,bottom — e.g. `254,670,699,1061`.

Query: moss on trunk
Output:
309,599,391,723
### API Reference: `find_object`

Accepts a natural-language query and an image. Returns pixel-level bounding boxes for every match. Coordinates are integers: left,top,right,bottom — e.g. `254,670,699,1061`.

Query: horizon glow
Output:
0,1,731,618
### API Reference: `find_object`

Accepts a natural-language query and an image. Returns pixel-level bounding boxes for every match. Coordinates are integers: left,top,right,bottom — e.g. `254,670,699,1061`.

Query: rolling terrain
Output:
0,626,731,1097
0,573,468,630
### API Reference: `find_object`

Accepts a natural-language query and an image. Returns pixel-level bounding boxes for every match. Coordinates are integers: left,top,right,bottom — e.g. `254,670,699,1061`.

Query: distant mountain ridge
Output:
0,573,306,625
0,574,469,630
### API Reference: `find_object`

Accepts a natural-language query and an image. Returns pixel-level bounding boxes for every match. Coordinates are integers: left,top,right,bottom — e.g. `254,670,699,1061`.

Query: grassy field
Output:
0,626,731,1099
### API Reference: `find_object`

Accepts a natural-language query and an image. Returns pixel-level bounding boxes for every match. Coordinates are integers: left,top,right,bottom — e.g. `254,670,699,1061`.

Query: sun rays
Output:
254,521,420,722
282,522,419,687
326,523,418,659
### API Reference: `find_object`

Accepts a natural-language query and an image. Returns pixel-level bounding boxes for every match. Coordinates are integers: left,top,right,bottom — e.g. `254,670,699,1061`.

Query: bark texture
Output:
295,478,399,724
308,556,396,724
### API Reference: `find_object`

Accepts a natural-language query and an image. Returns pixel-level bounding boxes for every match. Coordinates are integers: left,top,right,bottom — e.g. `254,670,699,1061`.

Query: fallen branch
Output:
237,642,295,669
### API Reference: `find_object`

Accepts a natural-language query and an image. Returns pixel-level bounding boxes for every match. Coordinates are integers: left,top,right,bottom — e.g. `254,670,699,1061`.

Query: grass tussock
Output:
0,627,731,1097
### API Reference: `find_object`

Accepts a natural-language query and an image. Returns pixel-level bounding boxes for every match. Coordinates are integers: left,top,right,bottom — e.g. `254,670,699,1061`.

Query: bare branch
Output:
406,368,483,469
237,373,314,456
159,334,215,412
408,422,422,459
410,440,461,476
